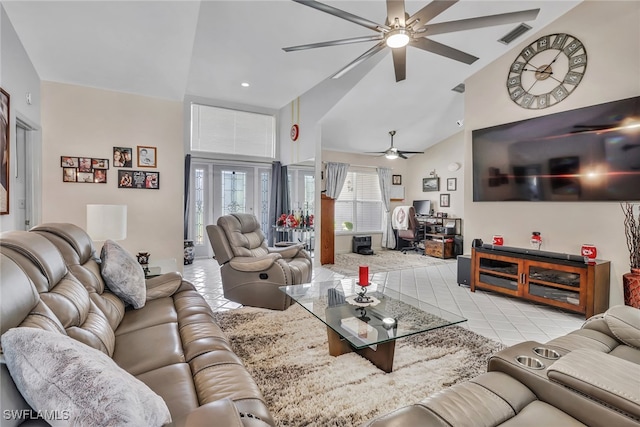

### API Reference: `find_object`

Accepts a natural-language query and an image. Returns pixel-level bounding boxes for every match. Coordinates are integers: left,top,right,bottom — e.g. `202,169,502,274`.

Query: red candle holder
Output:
359,266,369,286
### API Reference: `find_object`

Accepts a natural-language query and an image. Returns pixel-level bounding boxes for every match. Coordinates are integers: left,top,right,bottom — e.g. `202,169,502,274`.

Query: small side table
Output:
143,258,177,279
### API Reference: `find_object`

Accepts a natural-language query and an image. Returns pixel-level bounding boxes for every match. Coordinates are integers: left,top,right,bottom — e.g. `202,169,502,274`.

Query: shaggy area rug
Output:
212,304,505,426
324,249,452,275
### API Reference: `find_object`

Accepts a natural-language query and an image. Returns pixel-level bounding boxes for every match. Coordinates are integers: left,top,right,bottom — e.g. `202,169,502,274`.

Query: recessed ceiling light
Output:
241,82,250,87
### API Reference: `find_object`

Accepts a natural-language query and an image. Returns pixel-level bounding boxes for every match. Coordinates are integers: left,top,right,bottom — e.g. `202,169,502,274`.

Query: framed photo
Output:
137,146,157,168
392,174,402,185
113,147,133,168
1,88,10,214
61,156,78,167
62,168,77,182
118,170,160,189
93,169,107,183
440,193,450,207
447,177,457,191
422,177,439,192
78,157,92,172
77,172,94,183
92,158,109,169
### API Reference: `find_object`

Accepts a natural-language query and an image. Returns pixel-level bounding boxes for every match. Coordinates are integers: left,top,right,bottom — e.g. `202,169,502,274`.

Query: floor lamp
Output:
86,204,127,242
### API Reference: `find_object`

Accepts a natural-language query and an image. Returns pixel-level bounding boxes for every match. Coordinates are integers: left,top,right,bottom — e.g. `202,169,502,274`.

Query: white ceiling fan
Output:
284,0,540,82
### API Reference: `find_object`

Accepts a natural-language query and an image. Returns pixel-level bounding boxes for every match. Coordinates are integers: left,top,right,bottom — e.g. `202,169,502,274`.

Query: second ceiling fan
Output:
369,131,422,159
284,0,539,82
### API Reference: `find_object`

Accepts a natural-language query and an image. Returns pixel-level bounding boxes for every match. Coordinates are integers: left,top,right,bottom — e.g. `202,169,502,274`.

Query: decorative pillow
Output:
1,327,171,427
100,239,146,308
604,305,640,349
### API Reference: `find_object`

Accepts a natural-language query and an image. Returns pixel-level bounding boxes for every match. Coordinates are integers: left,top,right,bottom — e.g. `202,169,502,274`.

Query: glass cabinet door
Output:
477,257,520,291
526,263,582,306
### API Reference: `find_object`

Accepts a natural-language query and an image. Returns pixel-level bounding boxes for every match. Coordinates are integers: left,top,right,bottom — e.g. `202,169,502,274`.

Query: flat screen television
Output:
472,96,640,201
413,200,432,216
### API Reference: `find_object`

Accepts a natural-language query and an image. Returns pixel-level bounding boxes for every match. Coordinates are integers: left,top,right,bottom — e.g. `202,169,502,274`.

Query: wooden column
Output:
320,194,335,265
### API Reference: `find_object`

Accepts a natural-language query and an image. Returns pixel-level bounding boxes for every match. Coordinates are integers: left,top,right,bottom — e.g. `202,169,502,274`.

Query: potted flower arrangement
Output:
621,202,640,308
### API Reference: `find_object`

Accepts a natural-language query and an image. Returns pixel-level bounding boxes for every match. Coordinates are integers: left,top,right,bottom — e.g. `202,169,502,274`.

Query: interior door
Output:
190,162,271,259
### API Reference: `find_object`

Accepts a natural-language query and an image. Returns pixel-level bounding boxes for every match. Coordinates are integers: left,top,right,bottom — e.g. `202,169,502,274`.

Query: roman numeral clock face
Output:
507,34,587,109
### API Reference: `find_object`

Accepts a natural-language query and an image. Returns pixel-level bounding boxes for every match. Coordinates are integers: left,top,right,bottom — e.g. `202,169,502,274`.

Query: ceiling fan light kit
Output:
285,0,540,82
386,29,410,48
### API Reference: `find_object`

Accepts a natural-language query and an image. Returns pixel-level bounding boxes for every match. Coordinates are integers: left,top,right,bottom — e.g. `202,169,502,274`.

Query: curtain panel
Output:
377,167,395,249
325,162,349,199
268,161,290,245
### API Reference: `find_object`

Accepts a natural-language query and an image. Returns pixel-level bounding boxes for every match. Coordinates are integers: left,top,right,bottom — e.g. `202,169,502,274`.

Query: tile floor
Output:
183,257,585,347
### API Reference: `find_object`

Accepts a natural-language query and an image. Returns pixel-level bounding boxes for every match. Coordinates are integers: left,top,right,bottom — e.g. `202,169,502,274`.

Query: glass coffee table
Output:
280,279,467,373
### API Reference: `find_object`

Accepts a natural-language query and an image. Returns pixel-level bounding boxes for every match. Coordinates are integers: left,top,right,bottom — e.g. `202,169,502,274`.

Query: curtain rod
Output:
322,161,379,170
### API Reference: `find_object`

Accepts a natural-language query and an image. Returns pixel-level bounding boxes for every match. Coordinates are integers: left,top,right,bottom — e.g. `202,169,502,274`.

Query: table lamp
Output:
86,204,127,241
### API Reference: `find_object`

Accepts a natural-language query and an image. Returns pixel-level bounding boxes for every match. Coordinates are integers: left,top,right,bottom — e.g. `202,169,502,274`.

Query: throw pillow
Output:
604,305,640,349
100,239,146,308
1,327,171,427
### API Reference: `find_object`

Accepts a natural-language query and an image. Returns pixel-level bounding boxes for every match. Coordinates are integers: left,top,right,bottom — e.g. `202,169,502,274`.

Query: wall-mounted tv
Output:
472,96,640,201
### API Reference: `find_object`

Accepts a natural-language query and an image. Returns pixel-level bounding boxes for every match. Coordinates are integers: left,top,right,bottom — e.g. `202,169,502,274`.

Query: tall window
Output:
335,171,383,232
221,171,247,215
191,104,276,158
288,167,315,215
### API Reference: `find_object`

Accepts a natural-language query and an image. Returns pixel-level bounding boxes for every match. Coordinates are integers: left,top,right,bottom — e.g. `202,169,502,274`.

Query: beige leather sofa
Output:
1,223,274,427
364,305,640,427
207,213,312,310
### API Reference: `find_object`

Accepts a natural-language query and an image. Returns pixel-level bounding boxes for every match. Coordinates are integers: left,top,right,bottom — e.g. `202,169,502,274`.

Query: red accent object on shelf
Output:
359,266,369,286
581,244,597,263
492,235,504,246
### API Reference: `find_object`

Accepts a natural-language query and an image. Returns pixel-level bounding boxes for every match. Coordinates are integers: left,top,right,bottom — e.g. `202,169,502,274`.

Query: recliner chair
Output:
207,213,312,311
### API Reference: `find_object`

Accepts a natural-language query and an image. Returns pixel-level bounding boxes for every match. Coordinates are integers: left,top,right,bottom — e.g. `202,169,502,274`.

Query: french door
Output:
189,161,271,258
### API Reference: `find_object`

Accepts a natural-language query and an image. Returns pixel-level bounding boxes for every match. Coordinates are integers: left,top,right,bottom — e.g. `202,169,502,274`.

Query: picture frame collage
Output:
61,157,109,184
114,146,160,190
60,146,159,189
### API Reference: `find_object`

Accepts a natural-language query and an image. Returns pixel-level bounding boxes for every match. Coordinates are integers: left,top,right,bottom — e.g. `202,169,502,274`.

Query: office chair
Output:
392,206,423,254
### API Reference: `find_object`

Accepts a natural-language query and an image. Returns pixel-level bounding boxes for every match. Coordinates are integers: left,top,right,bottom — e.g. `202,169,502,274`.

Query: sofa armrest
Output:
268,244,303,259
170,399,243,427
547,348,640,419
145,272,183,301
228,254,282,273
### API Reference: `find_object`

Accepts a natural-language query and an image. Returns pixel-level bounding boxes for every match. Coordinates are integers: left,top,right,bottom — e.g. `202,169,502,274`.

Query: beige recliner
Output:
207,213,312,310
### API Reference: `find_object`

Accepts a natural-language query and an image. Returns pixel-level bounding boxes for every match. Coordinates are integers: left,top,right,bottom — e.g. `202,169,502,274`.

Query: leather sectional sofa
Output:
364,305,640,426
0,223,272,426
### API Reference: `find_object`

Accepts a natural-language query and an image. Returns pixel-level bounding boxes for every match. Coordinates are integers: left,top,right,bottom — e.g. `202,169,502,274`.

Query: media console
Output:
472,245,610,318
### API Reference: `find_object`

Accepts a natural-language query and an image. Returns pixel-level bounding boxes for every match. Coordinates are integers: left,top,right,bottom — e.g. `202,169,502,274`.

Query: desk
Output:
416,217,462,259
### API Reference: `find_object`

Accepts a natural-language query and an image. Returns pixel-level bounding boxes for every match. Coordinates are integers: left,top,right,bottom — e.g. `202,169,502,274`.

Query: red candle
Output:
359,266,369,286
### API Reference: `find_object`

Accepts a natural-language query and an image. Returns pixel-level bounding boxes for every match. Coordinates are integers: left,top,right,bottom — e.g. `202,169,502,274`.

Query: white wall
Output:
0,6,42,232
41,82,184,267
463,1,640,306
404,131,465,220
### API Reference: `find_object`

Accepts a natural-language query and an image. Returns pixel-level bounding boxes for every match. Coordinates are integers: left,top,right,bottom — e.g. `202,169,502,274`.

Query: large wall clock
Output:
507,33,587,109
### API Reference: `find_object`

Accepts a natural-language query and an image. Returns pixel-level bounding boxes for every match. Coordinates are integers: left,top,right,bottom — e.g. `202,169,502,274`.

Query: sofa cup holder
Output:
532,347,560,360
515,355,545,370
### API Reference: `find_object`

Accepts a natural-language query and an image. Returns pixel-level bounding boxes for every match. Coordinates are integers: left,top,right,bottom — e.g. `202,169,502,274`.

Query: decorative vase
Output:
184,240,195,265
623,268,640,309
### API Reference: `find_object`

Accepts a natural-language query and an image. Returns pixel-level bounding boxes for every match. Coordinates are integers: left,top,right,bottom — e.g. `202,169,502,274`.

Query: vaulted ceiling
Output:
2,0,580,155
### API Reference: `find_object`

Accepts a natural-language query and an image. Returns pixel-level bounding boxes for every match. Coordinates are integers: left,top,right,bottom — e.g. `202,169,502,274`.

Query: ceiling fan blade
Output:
425,9,540,36
386,0,406,26
398,153,408,159
412,37,478,65
283,35,383,52
398,151,424,154
392,46,407,82
407,0,458,30
366,151,387,154
331,41,387,79
292,0,388,32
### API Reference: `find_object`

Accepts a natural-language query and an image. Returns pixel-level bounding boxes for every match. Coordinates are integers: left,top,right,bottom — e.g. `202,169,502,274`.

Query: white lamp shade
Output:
87,204,127,241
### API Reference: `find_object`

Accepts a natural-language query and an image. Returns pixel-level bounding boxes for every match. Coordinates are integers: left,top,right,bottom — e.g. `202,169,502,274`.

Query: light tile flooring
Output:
183,258,585,347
